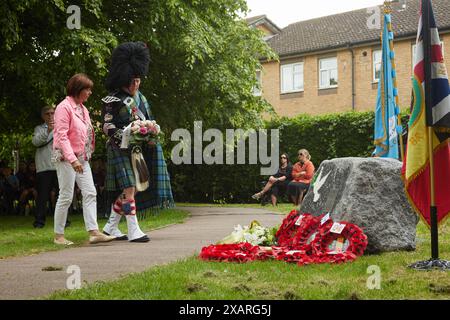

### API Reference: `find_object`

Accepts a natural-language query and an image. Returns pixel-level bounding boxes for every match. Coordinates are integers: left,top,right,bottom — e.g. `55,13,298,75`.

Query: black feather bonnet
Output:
105,41,150,91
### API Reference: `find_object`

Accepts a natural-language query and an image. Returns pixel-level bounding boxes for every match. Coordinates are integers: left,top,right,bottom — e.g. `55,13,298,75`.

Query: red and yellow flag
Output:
402,0,450,227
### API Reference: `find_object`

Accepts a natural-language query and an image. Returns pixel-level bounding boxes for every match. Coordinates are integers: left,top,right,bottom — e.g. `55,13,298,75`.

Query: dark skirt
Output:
287,181,310,198
270,180,289,197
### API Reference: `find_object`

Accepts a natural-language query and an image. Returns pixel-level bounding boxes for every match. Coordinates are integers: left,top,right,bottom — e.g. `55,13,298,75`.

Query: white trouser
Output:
54,160,98,234
103,206,146,241
125,214,146,241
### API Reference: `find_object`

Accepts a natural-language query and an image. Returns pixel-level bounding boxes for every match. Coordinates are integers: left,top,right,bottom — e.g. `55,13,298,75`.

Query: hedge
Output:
168,110,409,203
1,110,409,203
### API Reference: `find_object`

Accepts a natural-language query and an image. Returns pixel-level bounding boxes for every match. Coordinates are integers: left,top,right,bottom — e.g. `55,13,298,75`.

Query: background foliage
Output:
1,105,409,203
0,0,275,161
169,111,410,203
0,1,410,205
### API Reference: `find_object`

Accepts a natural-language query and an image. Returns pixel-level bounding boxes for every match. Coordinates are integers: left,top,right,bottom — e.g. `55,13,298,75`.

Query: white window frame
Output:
280,62,304,94
373,49,382,83
319,57,338,89
253,69,262,96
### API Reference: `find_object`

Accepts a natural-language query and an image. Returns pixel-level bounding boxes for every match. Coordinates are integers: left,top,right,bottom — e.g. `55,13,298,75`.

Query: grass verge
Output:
48,215,450,300
0,209,189,259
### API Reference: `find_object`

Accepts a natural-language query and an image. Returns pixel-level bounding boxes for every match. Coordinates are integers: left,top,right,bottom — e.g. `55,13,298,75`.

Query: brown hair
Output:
66,73,93,97
40,105,55,117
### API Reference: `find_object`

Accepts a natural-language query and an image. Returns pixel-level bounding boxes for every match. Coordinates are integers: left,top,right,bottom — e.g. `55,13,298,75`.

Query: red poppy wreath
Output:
309,220,368,264
275,209,302,247
199,210,369,266
275,213,324,263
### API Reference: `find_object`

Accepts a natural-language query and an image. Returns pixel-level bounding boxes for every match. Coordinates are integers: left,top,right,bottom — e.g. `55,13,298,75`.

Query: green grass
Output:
48,215,450,300
0,209,189,259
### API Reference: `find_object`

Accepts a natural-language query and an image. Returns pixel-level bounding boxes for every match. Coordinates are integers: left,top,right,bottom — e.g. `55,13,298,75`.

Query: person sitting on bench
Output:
287,149,315,206
252,153,292,206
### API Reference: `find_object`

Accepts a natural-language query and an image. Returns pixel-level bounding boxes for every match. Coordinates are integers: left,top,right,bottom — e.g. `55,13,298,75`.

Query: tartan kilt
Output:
105,141,174,213
105,144,135,192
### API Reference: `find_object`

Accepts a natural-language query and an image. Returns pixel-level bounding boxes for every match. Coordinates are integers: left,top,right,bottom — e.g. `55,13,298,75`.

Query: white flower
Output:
243,233,259,245
217,221,275,246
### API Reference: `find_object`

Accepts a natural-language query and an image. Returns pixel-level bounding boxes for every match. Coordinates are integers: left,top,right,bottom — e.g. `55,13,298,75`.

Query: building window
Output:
280,62,304,94
373,50,382,83
319,57,338,89
412,41,444,72
253,69,262,96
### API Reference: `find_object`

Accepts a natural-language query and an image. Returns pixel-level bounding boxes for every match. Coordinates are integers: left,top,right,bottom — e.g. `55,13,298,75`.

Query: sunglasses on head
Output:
298,153,304,156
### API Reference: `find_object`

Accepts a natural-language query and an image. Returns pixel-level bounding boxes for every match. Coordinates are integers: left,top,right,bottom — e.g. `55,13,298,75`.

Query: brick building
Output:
249,0,450,117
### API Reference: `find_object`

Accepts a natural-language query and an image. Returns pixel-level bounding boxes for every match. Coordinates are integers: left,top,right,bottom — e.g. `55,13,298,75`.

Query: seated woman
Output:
287,149,315,206
252,153,292,206
17,162,37,215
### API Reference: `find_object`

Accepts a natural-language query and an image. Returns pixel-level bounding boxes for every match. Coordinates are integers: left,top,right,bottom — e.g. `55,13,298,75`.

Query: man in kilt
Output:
101,42,174,242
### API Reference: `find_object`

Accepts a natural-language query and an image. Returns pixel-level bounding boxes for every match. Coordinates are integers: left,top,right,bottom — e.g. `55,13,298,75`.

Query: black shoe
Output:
130,235,150,243
33,223,45,229
65,220,71,228
103,231,128,241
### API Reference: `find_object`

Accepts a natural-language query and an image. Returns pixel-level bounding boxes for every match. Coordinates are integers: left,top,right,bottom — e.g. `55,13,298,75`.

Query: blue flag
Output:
373,13,402,159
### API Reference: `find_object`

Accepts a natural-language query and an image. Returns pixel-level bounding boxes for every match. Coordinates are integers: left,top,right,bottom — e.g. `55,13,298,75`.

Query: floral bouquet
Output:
129,119,161,146
217,220,278,246
122,120,162,192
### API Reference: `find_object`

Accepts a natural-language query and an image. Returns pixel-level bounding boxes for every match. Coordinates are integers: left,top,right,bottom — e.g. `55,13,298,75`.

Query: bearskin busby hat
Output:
105,41,150,91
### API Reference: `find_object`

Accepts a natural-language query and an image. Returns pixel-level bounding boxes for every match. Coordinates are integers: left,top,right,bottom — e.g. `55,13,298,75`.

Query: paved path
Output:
0,206,283,300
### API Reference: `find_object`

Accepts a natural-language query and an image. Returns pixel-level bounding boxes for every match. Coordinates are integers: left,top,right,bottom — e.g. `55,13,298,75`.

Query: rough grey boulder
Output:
299,157,419,253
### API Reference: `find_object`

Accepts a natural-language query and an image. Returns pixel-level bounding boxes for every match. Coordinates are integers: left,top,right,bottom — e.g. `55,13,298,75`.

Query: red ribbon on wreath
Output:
199,242,261,263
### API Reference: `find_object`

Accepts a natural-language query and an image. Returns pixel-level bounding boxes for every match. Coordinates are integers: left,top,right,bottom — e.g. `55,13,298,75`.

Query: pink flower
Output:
139,127,148,135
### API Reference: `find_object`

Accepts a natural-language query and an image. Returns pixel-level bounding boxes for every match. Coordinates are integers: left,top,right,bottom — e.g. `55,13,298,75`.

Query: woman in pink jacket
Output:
52,73,115,245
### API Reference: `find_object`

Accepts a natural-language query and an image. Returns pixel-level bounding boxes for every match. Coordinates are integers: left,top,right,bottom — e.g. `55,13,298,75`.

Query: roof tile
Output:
267,0,450,57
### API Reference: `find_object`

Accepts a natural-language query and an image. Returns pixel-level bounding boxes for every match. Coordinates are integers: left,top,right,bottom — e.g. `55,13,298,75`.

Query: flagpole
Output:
428,127,439,259
384,1,405,162
409,0,449,271
423,0,439,261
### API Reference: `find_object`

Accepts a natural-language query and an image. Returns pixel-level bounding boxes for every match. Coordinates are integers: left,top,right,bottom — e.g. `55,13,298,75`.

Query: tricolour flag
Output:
402,0,450,227
373,12,402,159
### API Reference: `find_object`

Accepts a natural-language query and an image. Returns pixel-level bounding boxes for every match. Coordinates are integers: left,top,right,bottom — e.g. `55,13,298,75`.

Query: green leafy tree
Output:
0,0,116,133
0,0,276,163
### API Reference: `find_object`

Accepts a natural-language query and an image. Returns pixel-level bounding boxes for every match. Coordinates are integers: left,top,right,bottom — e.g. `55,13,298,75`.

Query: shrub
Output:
0,110,409,203
168,110,409,203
